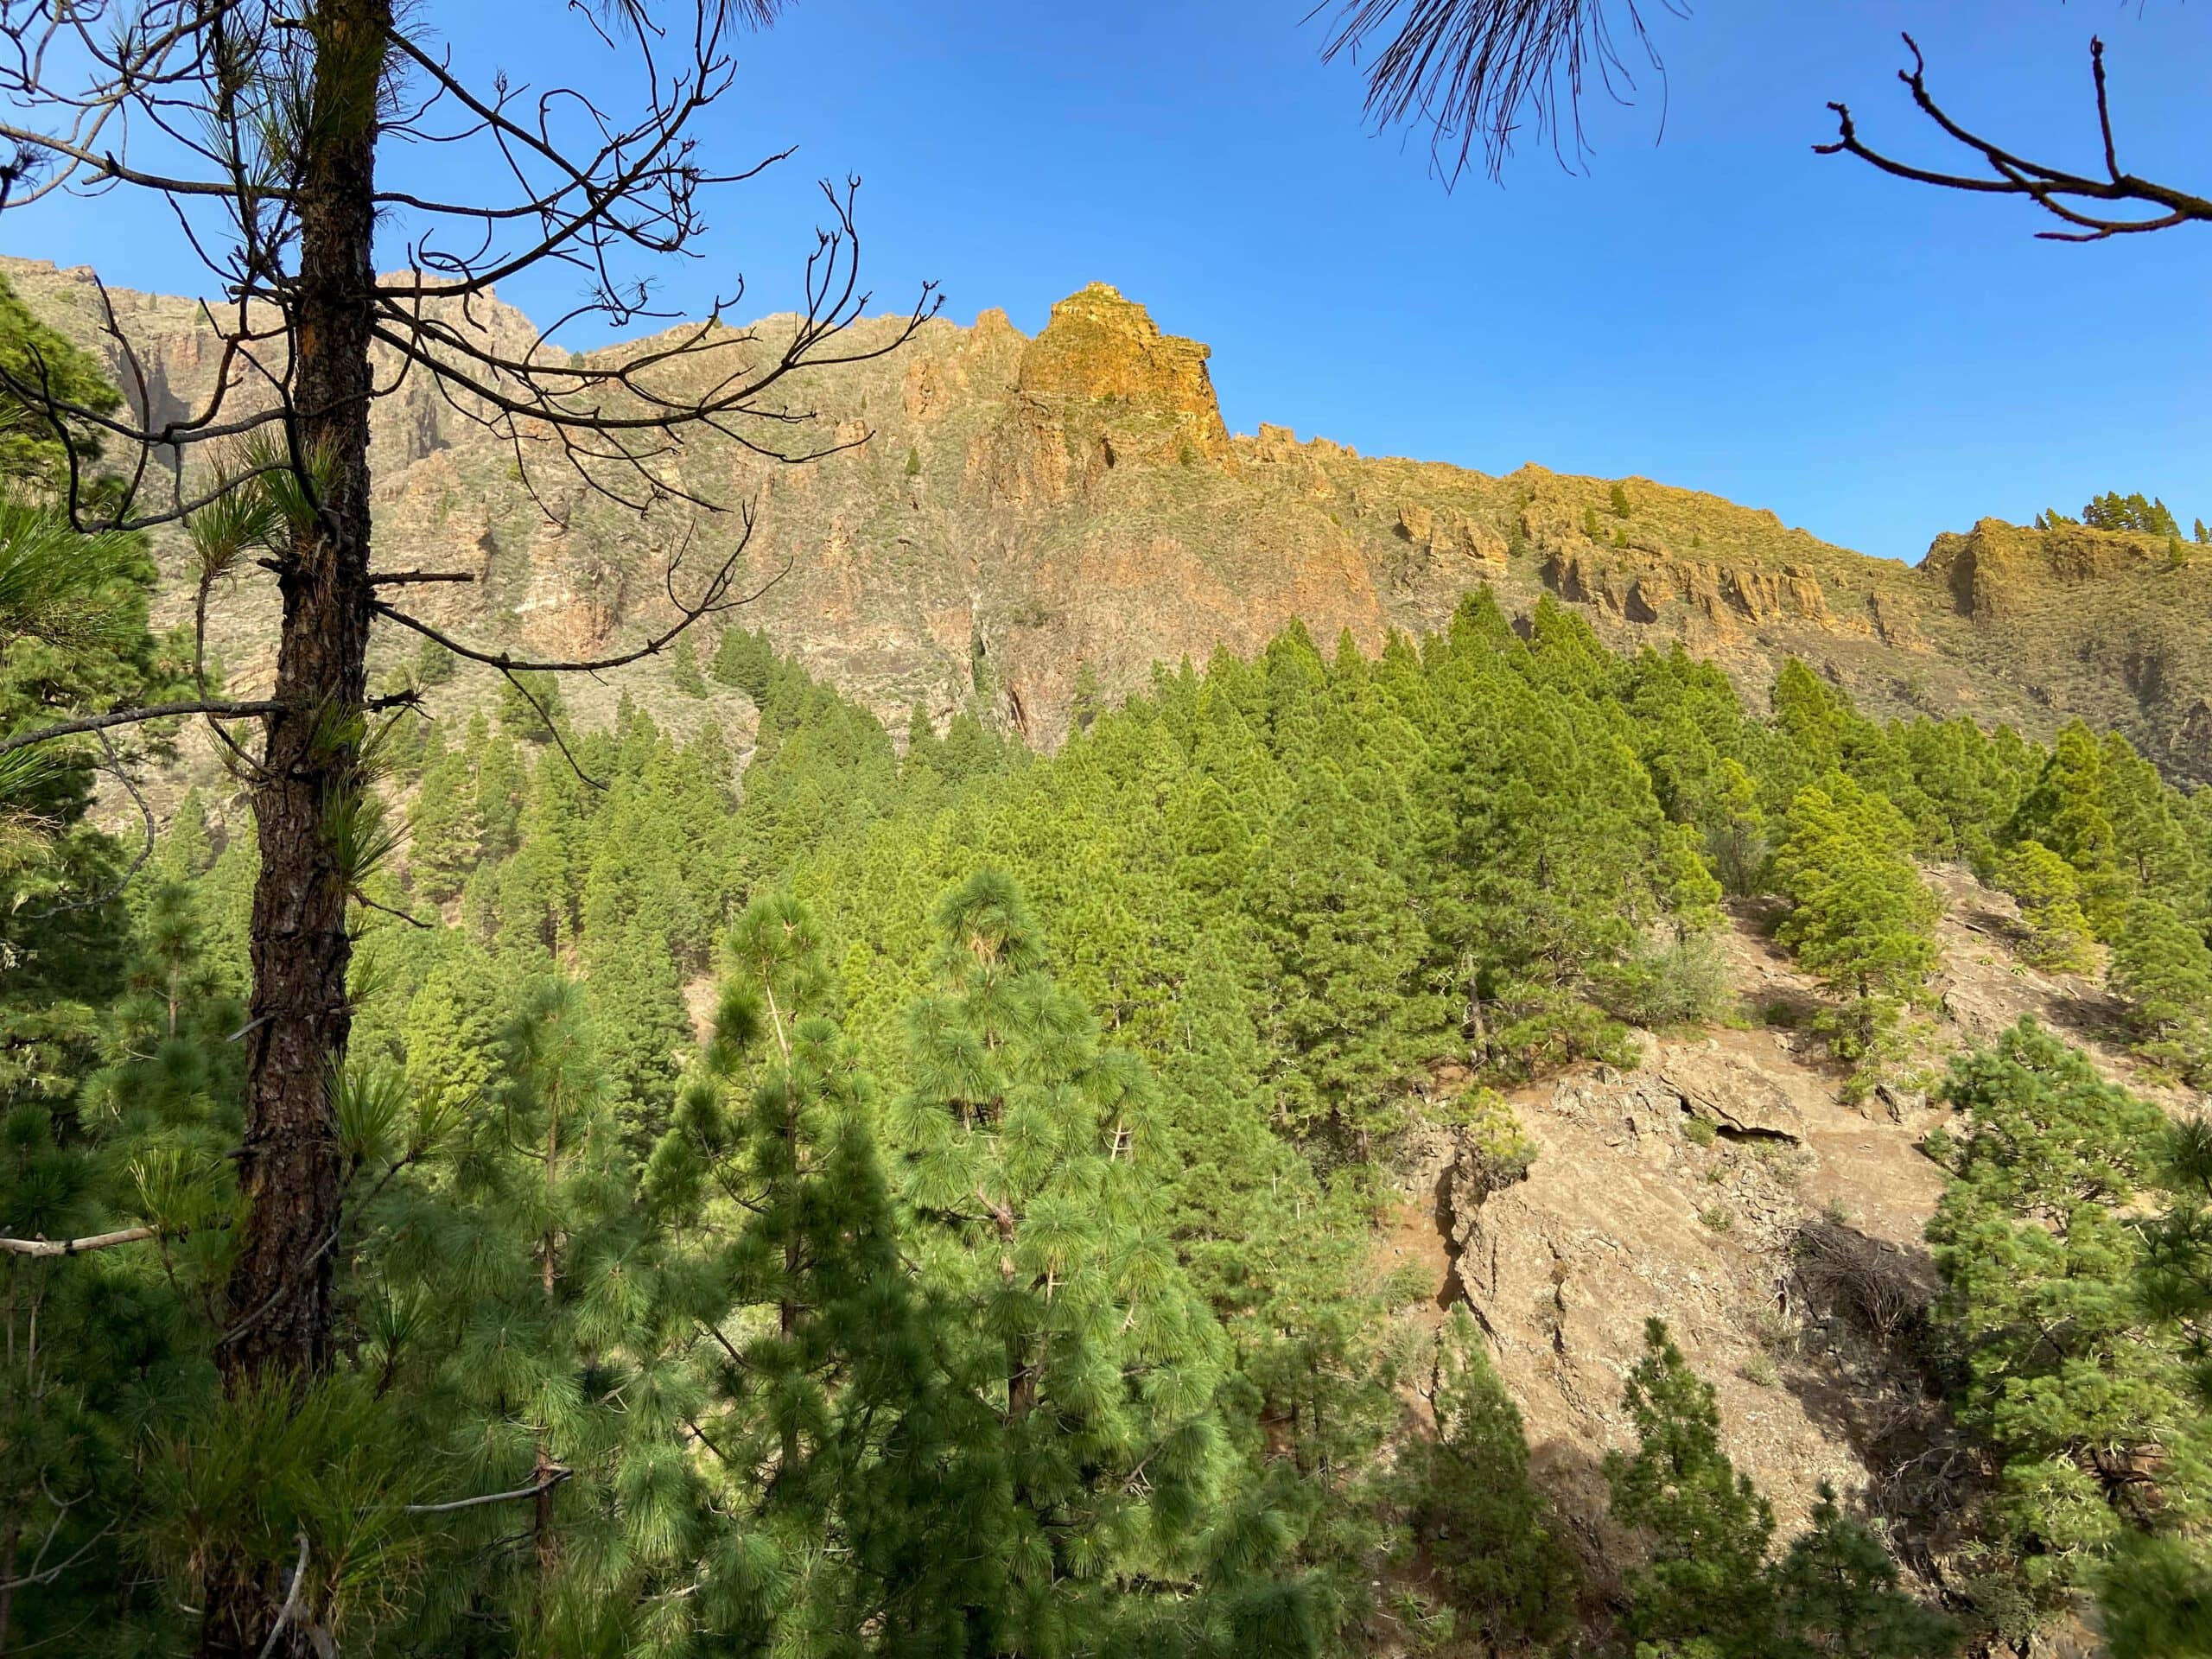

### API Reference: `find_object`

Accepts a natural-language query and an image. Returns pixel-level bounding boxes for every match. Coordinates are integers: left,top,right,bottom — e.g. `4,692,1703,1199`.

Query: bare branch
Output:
255,1534,309,1659
1818,35,2212,242
402,1467,573,1516
0,700,283,762
0,1224,162,1258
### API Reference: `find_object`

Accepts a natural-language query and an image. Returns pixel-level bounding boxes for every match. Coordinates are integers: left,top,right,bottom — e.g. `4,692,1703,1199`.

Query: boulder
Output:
1656,1045,1806,1141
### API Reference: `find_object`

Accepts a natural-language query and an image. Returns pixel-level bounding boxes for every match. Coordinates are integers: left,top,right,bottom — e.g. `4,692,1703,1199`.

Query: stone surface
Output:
1657,1043,1809,1141
9,255,2211,775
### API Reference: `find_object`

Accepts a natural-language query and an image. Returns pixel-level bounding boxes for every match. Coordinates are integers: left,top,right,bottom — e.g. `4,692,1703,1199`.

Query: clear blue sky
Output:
7,0,2209,563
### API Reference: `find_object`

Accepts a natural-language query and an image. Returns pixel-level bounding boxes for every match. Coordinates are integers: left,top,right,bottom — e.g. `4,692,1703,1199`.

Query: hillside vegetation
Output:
7,272,2212,1659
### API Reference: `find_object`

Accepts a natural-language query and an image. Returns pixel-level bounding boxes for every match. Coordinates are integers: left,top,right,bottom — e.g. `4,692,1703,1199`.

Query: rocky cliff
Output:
9,257,2209,777
1383,866,2195,1639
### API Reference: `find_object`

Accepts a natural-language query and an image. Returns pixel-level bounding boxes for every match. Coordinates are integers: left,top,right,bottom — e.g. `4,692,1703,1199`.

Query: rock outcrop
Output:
1402,865,2202,1607
8,254,2211,774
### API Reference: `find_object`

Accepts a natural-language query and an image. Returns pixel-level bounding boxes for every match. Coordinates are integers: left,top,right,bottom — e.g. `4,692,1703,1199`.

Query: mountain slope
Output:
9,255,2209,777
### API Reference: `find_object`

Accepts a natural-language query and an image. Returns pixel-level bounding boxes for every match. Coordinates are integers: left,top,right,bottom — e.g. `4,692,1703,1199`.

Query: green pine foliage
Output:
1996,839,2099,973
2108,897,2212,1085
890,870,1309,1651
1771,779,1940,1079
1409,1308,1577,1648
16,534,2212,1656
669,632,708,697
2082,491,2182,537
1606,1320,1953,1659
1927,1020,2212,1615
1607,1319,1781,1654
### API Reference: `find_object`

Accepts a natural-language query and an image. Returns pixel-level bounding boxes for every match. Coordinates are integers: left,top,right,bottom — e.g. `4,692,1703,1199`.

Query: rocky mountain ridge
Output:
7,254,2209,778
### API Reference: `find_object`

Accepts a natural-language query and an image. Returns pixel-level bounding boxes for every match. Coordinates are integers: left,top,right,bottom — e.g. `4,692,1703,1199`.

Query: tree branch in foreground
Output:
403,1468,573,1516
0,699,283,761
0,1224,162,1257
1819,35,2212,241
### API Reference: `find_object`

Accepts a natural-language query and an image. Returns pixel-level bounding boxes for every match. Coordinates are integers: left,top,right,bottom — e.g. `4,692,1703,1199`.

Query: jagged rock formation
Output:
9,255,2211,775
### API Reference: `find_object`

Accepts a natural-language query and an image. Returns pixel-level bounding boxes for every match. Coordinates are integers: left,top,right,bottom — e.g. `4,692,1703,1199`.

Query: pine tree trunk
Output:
201,3,387,1653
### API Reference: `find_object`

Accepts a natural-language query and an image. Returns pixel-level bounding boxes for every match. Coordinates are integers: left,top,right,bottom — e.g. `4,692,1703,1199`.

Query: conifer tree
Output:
669,632,709,697
1927,1021,2206,1604
2011,724,2130,936
474,728,526,865
1998,840,2099,973
385,976,706,1655
588,920,695,1146
645,893,993,1651
2107,898,2212,1084
1707,756,1770,897
406,730,480,905
1772,781,1939,1075
1253,767,1440,1156
1411,1308,1577,1648
1607,1318,1779,1653
710,626,777,703
893,870,1304,1654
1770,1484,1958,1659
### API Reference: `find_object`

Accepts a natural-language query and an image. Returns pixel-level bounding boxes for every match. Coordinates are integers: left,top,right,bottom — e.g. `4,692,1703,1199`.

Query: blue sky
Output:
7,0,2209,563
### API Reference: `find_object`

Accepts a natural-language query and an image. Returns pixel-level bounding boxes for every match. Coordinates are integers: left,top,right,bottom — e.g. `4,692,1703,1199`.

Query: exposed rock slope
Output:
8,256,2209,776
1394,867,2198,1618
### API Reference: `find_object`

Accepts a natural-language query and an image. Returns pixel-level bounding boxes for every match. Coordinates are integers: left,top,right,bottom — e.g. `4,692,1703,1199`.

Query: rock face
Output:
1656,1044,1809,1141
1408,870,2203,1609
9,254,2212,773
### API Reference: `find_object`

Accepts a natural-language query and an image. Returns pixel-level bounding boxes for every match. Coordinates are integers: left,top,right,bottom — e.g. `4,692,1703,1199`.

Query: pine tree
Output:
1770,1484,1958,1659
2011,724,2130,935
1412,1308,1577,1648
644,893,1016,1651
386,976,702,1654
1772,781,1939,1075
669,632,708,697
709,626,776,702
1927,1021,2203,1603
892,870,1301,1654
2107,898,2212,1084
400,952,503,1131
497,668,566,742
411,635,457,687
1253,767,1440,1155
406,731,480,904
1606,1319,1779,1656
2,877,240,1653
588,920,695,1147
1708,756,1770,896
1998,840,2099,973
1611,480,1634,518
474,728,526,864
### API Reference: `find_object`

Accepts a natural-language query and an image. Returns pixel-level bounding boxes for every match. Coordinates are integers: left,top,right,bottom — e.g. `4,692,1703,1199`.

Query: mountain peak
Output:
1014,282,1232,465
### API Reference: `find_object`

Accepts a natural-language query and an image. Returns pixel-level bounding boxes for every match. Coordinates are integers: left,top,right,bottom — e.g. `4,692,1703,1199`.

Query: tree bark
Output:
201,3,388,1653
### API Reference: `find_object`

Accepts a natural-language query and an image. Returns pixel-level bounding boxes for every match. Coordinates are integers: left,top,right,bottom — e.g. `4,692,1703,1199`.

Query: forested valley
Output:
6,275,2212,1657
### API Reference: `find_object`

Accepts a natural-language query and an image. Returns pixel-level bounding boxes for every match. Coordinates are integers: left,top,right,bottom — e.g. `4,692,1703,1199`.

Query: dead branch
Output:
0,1224,162,1257
0,699,283,761
1818,35,2212,242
